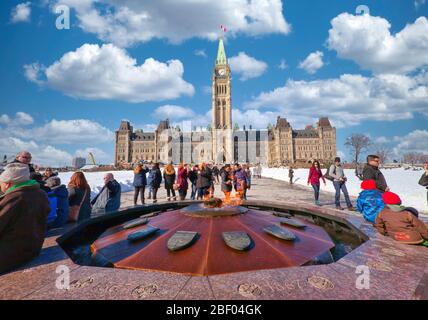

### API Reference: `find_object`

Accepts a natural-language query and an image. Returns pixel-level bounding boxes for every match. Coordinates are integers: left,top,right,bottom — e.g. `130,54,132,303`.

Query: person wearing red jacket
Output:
308,160,326,206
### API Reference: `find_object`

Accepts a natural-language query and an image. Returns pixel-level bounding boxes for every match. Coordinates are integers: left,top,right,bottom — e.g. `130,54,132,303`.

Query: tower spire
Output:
216,37,227,65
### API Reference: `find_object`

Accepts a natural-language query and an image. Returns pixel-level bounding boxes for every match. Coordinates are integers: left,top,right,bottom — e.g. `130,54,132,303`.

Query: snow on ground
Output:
58,171,135,200
260,167,428,214
57,167,427,214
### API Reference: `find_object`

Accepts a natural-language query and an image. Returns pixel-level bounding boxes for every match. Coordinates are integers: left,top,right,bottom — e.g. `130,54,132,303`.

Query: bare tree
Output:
402,152,428,165
345,134,371,164
374,145,391,164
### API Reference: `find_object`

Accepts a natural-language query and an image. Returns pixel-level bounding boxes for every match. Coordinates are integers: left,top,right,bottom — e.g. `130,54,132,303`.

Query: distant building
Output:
72,157,86,169
115,38,336,166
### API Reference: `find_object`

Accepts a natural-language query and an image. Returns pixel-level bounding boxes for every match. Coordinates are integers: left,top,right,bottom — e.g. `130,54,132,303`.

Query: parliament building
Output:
115,38,336,167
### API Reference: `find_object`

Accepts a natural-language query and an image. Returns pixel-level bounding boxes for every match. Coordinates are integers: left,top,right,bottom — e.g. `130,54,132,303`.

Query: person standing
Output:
11,151,35,173
148,163,162,203
177,163,189,201
362,155,389,192
212,165,220,184
147,162,154,200
45,176,69,229
133,163,149,205
329,157,356,211
419,161,428,206
188,165,198,200
163,164,177,201
221,165,233,202
196,163,212,200
233,164,247,200
91,173,121,213
0,163,50,274
288,166,294,185
67,172,92,222
242,164,252,200
307,160,326,206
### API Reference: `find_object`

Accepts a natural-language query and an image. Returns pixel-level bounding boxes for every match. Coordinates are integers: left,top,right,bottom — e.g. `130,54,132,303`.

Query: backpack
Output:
324,166,336,182
46,191,58,224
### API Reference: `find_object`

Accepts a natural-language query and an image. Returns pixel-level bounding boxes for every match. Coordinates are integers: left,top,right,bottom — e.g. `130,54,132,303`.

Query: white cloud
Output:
0,112,34,126
229,52,268,81
194,49,207,58
10,2,31,23
278,59,288,70
25,43,194,103
245,71,428,128
0,137,72,167
232,109,277,129
51,0,290,47
23,63,45,85
23,119,114,144
298,51,324,74
0,113,114,145
154,105,196,120
327,13,428,74
393,130,428,156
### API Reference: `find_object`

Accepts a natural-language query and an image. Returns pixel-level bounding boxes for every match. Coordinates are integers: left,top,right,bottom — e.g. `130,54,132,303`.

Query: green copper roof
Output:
216,37,227,65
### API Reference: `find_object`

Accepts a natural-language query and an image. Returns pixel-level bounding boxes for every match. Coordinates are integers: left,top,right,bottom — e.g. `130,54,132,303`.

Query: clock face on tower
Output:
218,68,226,76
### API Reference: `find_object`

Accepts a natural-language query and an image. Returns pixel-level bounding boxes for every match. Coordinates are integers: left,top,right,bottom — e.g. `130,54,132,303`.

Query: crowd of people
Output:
0,151,123,273
1,149,427,274
306,155,428,247
131,161,252,205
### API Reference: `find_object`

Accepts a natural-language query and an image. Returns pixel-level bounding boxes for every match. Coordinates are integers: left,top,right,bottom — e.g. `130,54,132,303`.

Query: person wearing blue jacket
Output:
148,163,162,203
133,163,149,205
356,179,385,223
45,176,69,229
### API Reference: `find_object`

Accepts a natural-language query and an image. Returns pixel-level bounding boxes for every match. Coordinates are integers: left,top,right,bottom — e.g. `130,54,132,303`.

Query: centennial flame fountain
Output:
81,197,340,276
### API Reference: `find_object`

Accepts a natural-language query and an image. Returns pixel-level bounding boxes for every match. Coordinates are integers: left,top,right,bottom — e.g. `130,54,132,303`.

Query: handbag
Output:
68,188,88,222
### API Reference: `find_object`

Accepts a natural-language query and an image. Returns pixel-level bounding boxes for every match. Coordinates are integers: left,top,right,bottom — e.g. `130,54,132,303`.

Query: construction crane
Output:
89,152,96,165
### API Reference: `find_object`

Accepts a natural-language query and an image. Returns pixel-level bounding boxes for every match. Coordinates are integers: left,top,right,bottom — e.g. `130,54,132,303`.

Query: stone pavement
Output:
2,177,428,300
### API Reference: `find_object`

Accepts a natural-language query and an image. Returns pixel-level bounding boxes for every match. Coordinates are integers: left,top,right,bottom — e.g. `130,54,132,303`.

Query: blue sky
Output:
0,0,427,166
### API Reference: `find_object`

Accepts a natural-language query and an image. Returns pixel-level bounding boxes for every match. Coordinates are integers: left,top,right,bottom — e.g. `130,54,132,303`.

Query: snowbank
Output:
259,167,427,214
58,171,135,200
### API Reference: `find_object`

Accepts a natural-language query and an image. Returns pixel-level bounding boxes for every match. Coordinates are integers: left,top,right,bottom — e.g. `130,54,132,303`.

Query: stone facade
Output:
115,38,336,167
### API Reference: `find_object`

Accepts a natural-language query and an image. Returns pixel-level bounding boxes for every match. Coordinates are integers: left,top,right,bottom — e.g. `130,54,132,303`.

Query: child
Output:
374,192,428,245
356,180,384,223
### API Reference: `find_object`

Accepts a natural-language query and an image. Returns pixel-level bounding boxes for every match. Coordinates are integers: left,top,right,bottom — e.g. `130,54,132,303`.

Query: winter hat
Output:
382,192,402,205
46,176,61,188
361,180,376,190
0,163,30,184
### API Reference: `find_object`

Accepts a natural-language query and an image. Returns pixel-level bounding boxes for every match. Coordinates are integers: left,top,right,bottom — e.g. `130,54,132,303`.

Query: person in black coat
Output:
196,163,212,200
220,165,233,201
133,163,149,205
188,166,198,200
148,163,162,203
163,164,177,201
362,155,389,192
